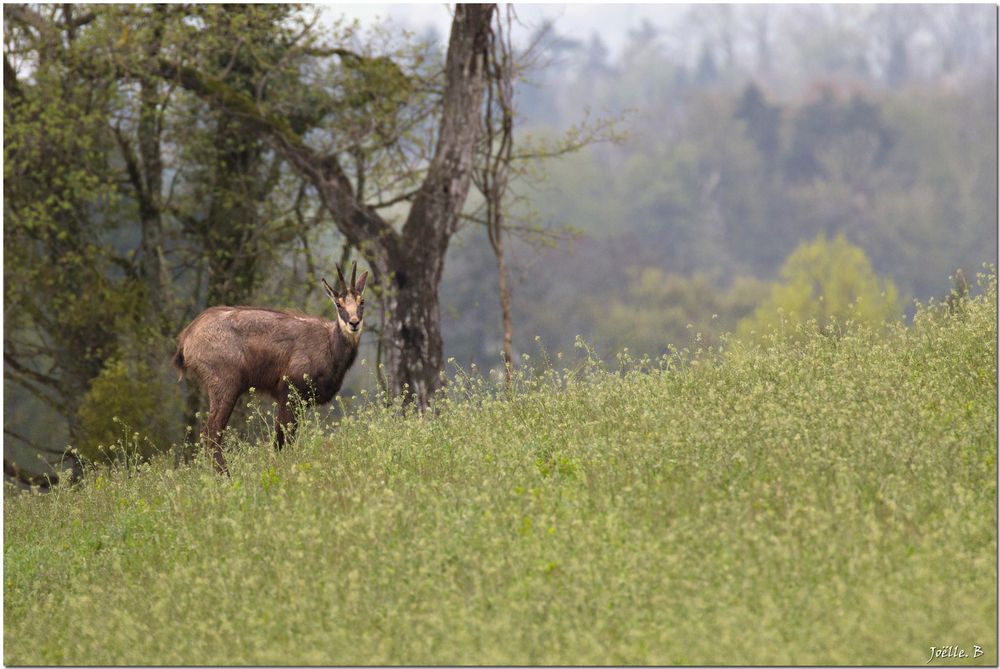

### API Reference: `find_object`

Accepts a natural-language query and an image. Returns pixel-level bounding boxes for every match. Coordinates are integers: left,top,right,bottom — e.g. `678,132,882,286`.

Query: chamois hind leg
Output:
203,390,239,475
274,388,297,451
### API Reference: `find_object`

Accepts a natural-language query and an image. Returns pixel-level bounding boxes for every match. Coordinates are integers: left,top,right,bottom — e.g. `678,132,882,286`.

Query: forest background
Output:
4,4,996,469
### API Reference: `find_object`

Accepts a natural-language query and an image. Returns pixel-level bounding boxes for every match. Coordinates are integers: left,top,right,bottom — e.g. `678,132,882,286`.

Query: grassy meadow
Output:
4,274,997,665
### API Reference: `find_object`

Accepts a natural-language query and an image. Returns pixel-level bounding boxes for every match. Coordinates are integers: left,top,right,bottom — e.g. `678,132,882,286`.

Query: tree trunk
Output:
136,8,171,331
383,3,493,406
203,112,266,307
480,5,516,386
382,251,446,404
494,228,515,382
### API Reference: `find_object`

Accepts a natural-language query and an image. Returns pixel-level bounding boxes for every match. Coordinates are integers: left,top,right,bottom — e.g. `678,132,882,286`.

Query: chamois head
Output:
322,261,369,340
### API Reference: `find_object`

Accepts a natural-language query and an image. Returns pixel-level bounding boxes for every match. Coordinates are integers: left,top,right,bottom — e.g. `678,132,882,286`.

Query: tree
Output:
160,4,495,408
737,233,901,340
784,88,895,184
589,269,768,356
4,4,140,446
476,6,516,384
735,83,781,166
4,5,327,455
163,5,311,311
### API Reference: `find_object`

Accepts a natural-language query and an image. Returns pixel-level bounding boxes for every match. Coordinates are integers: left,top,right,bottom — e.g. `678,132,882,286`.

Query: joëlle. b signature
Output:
926,645,984,663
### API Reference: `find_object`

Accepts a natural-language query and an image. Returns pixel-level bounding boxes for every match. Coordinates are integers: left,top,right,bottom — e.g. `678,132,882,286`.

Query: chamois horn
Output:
336,264,348,292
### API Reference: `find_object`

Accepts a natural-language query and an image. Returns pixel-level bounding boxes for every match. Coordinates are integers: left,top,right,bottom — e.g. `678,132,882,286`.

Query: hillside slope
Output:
4,273,996,665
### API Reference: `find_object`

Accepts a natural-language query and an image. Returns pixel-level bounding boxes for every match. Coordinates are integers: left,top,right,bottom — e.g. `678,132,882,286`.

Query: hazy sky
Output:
323,4,688,56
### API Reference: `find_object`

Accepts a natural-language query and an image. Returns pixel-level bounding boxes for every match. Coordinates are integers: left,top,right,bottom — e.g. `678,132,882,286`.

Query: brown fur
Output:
174,267,368,474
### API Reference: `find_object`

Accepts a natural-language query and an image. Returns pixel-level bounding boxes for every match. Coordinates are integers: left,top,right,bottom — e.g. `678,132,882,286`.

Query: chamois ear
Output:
321,277,340,300
355,271,369,295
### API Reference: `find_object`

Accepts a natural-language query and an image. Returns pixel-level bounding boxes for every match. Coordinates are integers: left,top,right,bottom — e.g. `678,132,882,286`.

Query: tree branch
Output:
303,46,364,62
4,427,38,449
4,448,82,489
112,123,147,201
3,370,63,414
4,54,21,99
4,5,57,41
155,57,401,259
4,352,61,389
372,188,420,209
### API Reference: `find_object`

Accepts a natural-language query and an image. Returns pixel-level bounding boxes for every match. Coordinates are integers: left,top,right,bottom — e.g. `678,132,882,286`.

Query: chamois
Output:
173,262,368,474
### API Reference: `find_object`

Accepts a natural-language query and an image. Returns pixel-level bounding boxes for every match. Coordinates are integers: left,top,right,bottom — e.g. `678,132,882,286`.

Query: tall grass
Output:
4,272,996,665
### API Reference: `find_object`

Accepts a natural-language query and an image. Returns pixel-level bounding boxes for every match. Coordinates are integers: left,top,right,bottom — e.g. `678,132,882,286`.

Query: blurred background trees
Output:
5,4,996,470
736,234,900,341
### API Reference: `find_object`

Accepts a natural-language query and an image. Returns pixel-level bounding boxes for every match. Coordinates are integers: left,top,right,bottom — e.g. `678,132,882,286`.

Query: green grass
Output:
5,274,996,665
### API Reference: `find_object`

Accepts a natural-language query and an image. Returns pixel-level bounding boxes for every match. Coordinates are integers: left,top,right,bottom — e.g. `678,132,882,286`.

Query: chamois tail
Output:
172,343,186,382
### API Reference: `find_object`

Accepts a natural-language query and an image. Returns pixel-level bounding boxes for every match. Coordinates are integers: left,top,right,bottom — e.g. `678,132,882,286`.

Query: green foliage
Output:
76,357,182,464
5,5,424,455
4,10,150,446
513,69,995,335
590,268,768,355
4,271,995,665
737,233,900,341
735,83,781,164
783,90,895,183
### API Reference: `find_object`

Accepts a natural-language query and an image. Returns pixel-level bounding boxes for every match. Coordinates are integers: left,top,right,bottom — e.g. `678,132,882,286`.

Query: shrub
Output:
76,356,181,463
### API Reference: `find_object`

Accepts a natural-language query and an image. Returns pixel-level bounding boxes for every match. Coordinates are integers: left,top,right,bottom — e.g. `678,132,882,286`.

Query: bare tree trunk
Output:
386,3,493,405
479,5,517,385
382,254,446,404
495,229,514,379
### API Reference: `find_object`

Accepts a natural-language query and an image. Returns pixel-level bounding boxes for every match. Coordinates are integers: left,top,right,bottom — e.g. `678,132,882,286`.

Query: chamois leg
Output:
274,390,297,451
203,391,238,475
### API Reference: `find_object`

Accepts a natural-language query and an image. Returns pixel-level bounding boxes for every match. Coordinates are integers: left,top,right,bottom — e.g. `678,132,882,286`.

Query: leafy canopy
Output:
737,233,900,340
